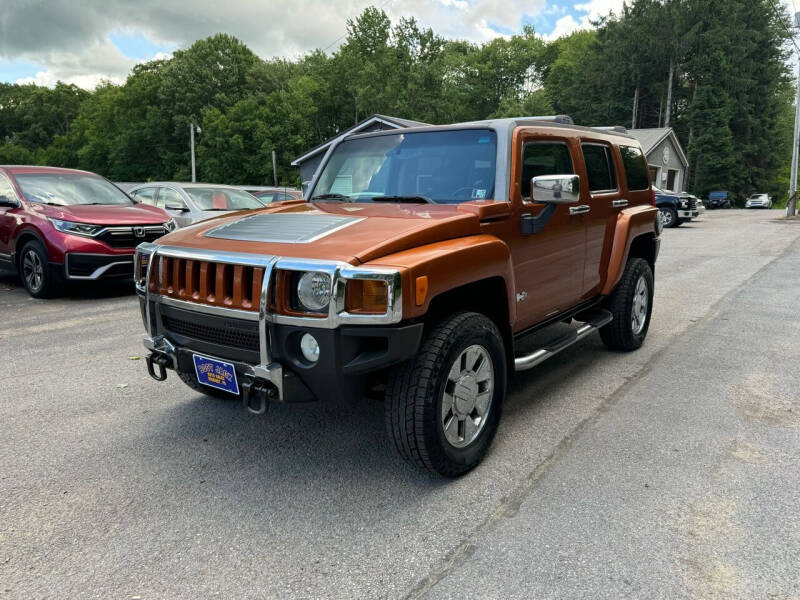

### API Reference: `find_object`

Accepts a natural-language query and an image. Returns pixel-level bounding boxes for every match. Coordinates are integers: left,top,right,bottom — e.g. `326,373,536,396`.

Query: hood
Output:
30,202,170,225
155,201,493,264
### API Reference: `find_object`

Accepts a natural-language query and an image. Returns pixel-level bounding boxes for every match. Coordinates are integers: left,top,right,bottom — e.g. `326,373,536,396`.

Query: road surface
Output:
1,209,798,599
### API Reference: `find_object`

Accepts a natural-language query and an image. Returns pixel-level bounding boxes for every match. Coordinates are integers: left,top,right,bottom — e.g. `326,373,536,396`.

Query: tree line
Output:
0,0,794,201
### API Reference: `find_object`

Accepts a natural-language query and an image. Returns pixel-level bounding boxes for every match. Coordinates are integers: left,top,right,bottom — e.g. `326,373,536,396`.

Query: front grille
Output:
150,255,265,312
688,198,697,210
162,314,260,353
98,226,167,249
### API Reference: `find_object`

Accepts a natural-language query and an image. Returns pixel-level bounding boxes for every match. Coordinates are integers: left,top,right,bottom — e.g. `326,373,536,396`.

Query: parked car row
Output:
0,165,301,298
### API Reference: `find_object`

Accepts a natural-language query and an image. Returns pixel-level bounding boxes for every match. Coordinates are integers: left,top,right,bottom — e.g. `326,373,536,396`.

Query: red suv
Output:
0,166,176,297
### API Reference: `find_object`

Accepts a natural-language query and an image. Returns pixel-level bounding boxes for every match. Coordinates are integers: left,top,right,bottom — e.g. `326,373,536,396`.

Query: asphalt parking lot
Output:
1,209,799,599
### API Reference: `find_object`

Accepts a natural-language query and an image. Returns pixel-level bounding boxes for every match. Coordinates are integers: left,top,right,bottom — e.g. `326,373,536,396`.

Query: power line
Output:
771,0,800,54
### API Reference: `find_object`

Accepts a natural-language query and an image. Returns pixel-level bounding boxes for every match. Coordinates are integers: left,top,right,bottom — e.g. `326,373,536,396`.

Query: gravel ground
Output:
0,209,798,599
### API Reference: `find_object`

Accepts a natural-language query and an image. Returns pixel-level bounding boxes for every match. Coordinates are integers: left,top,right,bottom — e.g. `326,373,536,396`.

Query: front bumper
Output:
136,245,422,404
65,252,134,280
678,210,698,218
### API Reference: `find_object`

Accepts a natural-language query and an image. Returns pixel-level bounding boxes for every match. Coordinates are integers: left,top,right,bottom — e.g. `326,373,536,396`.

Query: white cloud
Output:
0,0,622,88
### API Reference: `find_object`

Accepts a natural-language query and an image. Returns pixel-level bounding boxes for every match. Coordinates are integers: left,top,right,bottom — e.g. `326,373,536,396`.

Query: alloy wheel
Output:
441,344,494,448
631,275,649,335
23,249,44,293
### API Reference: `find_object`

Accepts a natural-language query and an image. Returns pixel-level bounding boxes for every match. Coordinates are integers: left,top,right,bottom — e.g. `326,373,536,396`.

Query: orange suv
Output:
135,116,660,476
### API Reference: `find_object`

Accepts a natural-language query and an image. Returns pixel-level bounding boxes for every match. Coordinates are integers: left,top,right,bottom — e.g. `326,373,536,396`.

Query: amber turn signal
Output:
345,279,388,314
415,276,428,306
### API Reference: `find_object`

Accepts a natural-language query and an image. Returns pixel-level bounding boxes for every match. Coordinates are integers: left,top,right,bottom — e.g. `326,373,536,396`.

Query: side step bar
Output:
514,308,613,372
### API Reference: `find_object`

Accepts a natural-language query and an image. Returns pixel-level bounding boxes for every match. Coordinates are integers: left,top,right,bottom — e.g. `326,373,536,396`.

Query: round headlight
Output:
300,333,320,363
297,271,331,312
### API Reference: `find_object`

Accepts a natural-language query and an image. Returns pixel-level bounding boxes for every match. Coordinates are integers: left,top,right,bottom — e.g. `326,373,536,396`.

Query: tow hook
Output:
146,352,170,381
241,378,274,415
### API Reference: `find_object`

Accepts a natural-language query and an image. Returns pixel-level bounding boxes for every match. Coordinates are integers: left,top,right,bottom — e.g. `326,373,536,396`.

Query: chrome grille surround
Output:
136,243,403,400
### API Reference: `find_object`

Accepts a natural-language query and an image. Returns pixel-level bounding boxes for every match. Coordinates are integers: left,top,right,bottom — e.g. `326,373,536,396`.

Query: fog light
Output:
300,333,320,363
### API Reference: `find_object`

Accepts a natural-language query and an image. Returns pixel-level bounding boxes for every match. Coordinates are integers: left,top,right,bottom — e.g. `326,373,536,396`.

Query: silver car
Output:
745,193,772,209
128,182,265,227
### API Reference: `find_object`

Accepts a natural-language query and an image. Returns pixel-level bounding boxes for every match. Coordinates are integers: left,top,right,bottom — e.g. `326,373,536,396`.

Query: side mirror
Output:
0,194,18,207
521,174,581,236
531,174,580,204
164,202,188,212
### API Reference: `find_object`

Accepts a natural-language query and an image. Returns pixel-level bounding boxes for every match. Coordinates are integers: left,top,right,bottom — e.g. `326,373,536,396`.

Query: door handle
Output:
612,199,629,208
569,205,590,216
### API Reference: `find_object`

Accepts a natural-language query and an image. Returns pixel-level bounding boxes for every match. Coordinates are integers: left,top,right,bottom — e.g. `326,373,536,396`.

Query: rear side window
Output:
619,145,649,191
581,144,617,193
521,142,574,198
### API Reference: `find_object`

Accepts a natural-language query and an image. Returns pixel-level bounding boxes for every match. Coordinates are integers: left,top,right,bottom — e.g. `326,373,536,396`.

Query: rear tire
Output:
386,312,506,477
177,369,240,400
19,240,61,298
600,258,654,351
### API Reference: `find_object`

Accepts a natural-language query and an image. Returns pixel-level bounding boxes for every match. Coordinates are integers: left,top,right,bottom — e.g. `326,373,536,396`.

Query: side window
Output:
619,145,649,191
0,173,19,205
132,187,156,205
521,142,574,199
157,188,185,209
581,144,617,193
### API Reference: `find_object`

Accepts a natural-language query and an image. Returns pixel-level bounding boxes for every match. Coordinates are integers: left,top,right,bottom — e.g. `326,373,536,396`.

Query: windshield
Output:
185,188,265,211
312,129,498,204
748,194,765,199
15,173,133,206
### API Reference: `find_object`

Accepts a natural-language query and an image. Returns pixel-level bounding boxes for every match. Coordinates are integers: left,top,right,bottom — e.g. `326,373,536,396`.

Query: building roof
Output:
291,114,429,166
628,127,689,167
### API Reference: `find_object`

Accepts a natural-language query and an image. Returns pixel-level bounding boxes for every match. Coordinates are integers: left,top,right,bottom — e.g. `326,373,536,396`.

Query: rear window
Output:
619,145,649,191
582,144,617,193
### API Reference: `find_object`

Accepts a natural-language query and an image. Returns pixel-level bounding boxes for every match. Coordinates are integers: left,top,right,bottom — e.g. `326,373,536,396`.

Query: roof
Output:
1,165,96,176
344,116,636,143
291,114,430,166
627,128,689,167
129,182,245,189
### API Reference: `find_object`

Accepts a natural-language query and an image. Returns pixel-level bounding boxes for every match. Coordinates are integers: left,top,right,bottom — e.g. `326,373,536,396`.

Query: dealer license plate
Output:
192,353,239,395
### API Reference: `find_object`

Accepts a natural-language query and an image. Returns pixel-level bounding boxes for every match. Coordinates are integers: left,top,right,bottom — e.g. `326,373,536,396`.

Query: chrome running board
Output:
514,308,613,372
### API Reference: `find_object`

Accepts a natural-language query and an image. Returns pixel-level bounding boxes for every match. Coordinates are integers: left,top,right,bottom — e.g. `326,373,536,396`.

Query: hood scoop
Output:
204,212,363,244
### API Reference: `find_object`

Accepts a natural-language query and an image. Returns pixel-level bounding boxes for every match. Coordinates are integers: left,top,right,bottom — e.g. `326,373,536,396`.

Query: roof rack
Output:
525,115,574,125
591,125,628,133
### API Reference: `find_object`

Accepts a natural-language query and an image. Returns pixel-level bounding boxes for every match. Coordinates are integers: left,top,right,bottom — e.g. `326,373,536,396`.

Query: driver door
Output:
0,172,21,266
509,136,587,330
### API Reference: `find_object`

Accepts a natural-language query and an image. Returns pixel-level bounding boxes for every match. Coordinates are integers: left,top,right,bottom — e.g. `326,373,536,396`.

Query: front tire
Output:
600,258,654,351
659,207,678,228
19,240,61,298
386,312,506,477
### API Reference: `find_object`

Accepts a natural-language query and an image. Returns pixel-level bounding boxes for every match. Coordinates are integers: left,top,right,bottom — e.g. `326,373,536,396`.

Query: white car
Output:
745,193,772,209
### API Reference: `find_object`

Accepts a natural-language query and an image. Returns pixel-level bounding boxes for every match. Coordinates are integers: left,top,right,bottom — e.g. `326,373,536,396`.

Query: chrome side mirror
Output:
531,174,580,204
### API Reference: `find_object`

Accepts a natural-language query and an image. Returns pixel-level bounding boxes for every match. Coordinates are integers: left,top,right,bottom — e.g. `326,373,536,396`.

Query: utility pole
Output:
189,123,201,183
631,86,639,129
789,13,800,217
272,150,278,187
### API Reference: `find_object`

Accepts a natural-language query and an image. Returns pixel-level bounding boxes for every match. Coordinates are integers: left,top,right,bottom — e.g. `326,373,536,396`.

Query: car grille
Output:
688,198,697,210
99,225,168,249
162,314,260,353
150,255,265,312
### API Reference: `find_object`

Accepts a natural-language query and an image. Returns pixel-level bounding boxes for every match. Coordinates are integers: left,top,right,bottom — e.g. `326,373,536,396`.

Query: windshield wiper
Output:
310,193,351,202
371,195,435,204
